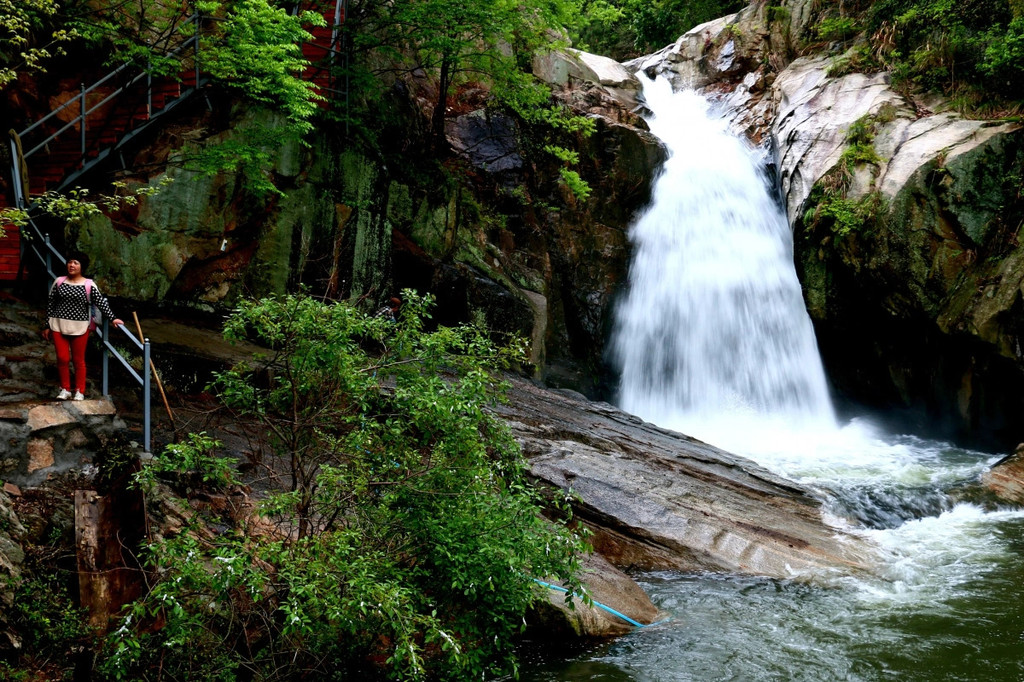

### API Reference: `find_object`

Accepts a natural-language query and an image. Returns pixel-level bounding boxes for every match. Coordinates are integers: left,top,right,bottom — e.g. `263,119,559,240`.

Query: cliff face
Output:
629,0,1024,447
63,57,662,397
38,0,1024,444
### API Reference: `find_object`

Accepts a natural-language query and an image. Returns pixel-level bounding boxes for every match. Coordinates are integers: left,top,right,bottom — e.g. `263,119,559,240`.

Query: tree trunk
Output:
75,487,145,633
431,57,453,151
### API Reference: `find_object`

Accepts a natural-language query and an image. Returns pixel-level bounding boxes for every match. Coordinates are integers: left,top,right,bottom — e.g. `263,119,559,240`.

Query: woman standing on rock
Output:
41,253,123,401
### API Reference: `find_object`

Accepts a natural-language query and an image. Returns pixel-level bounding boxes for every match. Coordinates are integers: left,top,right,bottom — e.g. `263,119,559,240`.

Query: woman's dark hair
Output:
67,251,90,274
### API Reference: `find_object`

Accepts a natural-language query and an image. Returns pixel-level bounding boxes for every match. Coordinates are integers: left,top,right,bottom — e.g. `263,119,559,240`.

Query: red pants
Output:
53,330,90,393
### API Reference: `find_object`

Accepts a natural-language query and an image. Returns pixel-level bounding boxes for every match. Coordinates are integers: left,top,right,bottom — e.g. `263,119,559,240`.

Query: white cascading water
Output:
613,75,835,448
531,74,1024,681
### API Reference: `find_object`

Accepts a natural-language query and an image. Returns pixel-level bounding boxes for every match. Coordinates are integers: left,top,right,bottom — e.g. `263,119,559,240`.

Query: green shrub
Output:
981,16,1024,92
867,0,1022,105
817,16,862,41
806,191,885,237
102,292,587,681
767,5,792,23
803,110,891,238
135,432,238,494
1,573,92,680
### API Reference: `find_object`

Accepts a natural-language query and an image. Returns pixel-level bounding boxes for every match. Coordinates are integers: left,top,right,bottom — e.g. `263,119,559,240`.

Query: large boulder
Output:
530,551,663,637
534,48,641,103
498,378,873,578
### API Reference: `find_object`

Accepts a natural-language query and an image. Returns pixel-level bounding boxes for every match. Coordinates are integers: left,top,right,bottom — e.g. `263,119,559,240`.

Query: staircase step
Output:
152,79,181,93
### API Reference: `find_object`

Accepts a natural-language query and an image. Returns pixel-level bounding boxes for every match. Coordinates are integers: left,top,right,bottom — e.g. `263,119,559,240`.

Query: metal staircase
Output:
0,1,349,453
2,0,348,280
2,12,206,282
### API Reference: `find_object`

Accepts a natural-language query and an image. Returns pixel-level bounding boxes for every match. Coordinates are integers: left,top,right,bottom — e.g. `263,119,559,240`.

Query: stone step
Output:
0,398,125,487
1,293,131,487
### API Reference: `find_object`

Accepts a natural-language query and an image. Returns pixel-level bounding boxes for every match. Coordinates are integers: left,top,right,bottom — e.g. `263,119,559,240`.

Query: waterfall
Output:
613,76,835,442
527,79,1024,682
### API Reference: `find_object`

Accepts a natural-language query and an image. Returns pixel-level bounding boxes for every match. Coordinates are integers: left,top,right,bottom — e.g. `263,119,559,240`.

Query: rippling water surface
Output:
516,426,1024,681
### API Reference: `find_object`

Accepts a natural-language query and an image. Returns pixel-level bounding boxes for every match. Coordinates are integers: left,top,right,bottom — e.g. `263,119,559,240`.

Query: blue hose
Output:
533,578,668,628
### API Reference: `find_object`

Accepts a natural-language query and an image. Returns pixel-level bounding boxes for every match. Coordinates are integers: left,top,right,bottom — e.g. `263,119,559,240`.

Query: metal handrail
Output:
18,12,202,166
26,226,153,453
10,136,153,452
4,3,353,452
18,60,138,139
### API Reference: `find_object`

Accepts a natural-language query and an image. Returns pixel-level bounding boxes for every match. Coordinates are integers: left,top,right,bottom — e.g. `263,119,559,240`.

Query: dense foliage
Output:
343,0,576,141
0,0,71,89
337,0,597,196
568,0,746,60
0,569,92,680
816,0,1024,113
102,292,587,680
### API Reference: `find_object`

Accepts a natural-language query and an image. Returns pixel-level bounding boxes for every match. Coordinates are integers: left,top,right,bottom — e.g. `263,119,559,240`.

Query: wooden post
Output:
75,491,106,631
75,483,145,632
133,312,175,429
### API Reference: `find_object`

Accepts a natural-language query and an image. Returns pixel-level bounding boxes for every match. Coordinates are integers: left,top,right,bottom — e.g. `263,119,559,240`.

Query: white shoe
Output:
72,391,85,401
56,389,72,400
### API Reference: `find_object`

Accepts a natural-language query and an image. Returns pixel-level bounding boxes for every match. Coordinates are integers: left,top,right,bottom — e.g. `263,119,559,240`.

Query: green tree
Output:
0,0,74,89
196,0,324,133
348,0,580,148
1,0,71,238
570,0,746,59
104,291,587,680
69,0,323,127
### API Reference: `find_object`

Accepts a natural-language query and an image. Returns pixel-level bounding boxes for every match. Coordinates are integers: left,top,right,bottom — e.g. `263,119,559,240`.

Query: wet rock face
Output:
0,488,26,652
446,110,524,177
981,445,1024,505
536,118,665,394
624,5,785,145
777,58,1024,446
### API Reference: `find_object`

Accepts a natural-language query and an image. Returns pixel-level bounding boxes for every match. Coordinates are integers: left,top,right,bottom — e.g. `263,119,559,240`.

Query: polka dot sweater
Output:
46,279,119,336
